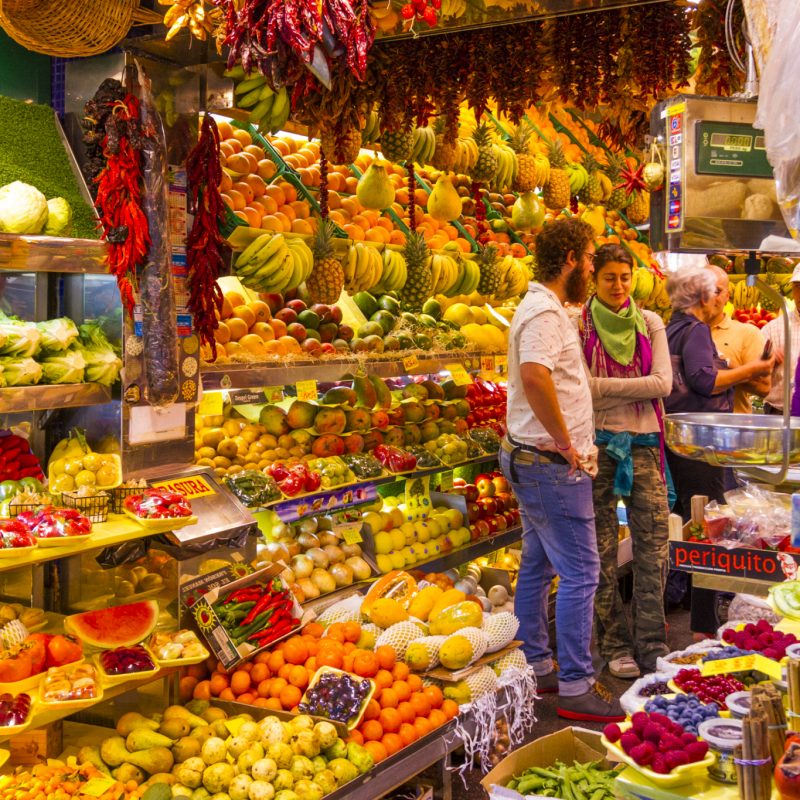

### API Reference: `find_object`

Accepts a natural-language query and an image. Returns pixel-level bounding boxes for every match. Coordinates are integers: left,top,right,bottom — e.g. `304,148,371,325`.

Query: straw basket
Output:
0,0,162,58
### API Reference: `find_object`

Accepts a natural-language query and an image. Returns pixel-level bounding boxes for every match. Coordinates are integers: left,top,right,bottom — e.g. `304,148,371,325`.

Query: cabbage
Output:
75,322,122,387
0,364,6,388
0,357,42,386
40,349,86,384
0,181,49,235
44,197,73,236
0,314,41,358
36,317,79,352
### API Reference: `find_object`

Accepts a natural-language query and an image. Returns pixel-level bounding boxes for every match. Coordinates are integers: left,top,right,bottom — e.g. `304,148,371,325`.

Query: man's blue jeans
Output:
500,450,600,696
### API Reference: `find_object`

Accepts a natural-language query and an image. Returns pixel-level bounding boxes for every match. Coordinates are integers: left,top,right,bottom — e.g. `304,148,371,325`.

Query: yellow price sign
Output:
701,655,755,676
296,379,318,402
151,474,216,499
446,363,473,386
198,391,223,416
480,355,495,373
403,354,419,372
753,653,783,681
440,471,454,492
341,525,363,545
494,355,508,375
81,779,117,798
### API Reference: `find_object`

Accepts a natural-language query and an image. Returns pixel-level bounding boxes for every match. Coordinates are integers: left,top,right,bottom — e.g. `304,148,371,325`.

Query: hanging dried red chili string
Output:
94,95,148,315
185,114,227,360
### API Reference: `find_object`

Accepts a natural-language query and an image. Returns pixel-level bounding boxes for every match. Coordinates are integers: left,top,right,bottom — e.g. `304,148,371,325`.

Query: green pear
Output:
127,729,176,752
117,711,160,737
100,736,132,768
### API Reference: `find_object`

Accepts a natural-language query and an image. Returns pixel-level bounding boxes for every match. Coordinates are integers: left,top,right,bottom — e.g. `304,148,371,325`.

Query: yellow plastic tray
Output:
93,646,160,687
0,697,35,735
34,532,93,547
0,671,48,696
601,723,716,788
39,667,104,710
149,636,210,668
300,666,375,731
0,544,37,559
122,509,198,533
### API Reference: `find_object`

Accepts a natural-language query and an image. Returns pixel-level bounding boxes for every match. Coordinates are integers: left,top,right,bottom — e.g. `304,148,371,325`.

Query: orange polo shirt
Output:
710,314,765,413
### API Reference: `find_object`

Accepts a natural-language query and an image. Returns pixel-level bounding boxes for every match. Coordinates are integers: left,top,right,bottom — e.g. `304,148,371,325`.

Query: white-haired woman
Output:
665,265,773,518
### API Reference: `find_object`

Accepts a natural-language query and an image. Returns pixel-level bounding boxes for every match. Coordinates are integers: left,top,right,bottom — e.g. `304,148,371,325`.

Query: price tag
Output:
701,655,755,676
494,355,508,375
198,391,223,416
225,717,247,737
753,653,783,681
81,779,117,798
446,363,473,386
295,379,318,402
264,386,284,403
341,525,363,544
403,354,419,372
480,355,495,373
440,470,454,492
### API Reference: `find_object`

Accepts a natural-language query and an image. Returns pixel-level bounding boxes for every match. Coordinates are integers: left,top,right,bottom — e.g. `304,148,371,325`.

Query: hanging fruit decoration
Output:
643,143,665,192
401,0,441,28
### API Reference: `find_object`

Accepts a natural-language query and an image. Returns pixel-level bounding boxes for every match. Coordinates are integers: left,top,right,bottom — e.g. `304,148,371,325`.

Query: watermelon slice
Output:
64,600,159,648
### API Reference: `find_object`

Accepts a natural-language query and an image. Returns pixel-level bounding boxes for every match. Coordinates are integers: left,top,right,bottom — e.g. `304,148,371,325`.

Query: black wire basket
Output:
110,486,146,514
61,491,109,523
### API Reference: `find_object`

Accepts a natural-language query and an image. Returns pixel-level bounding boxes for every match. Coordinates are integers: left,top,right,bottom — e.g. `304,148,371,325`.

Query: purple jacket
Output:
791,354,800,416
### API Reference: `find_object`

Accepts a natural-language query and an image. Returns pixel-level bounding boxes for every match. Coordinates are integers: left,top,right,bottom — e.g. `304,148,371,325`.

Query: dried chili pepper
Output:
185,115,227,360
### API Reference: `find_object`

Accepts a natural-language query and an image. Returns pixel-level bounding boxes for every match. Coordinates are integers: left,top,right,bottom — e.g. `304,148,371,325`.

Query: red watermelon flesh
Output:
65,600,159,648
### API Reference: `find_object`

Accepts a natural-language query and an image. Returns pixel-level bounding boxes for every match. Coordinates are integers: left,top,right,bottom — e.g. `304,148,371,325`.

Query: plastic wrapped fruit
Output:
99,645,156,676
41,663,99,702
149,630,206,662
0,691,31,727
340,453,385,478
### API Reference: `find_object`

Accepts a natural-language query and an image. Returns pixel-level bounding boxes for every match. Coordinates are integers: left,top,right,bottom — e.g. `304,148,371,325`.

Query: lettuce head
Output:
0,357,42,386
0,181,48,235
37,317,79,352
40,349,86,384
44,197,73,236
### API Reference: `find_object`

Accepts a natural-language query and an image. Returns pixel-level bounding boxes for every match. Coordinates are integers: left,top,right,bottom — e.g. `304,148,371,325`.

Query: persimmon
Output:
378,707,401,733
361,719,384,742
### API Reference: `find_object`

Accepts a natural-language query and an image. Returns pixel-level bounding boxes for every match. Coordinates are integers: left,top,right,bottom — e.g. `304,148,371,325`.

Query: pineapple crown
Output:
547,138,566,169
583,152,600,173
403,230,430,269
472,123,494,148
603,152,625,180
312,217,336,261
509,123,533,156
476,242,499,267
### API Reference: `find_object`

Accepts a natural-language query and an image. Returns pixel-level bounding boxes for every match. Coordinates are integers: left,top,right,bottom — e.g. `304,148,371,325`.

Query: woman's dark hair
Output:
534,217,594,283
594,244,634,274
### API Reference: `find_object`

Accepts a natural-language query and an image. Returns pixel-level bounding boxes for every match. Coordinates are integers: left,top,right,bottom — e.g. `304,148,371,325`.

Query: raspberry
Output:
665,751,690,770
685,741,709,762
630,743,655,766
620,732,641,755
650,753,669,774
603,723,622,743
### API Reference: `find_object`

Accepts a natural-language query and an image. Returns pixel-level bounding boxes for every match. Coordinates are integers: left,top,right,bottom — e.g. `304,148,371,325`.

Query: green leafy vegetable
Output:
0,181,48,234
74,322,122,387
40,349,86,384
0,313,41,358
44,197,73,236
0,357,43,386
36,317,79,352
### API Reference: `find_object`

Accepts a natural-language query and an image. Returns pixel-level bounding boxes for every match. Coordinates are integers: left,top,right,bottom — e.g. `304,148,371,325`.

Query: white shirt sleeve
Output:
518,309,563,371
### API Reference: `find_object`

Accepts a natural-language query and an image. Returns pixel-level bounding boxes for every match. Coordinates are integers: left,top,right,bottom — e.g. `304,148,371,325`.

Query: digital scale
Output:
649,94,791,253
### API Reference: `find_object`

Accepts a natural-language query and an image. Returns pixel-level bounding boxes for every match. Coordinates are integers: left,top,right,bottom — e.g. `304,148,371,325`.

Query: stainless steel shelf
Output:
200,351,488,389
0,383,112,413
0,233,107,274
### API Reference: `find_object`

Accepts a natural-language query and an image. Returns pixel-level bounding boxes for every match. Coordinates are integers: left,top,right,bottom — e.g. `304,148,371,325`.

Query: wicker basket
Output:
0,0,162,58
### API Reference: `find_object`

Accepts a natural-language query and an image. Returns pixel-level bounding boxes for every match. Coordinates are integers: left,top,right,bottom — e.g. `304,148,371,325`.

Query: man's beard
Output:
565,265,589,304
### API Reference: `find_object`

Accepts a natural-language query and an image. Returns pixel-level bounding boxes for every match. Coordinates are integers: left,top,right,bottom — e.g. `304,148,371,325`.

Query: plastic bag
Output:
620,671,675,716
754,0,800,237
727,594,781,625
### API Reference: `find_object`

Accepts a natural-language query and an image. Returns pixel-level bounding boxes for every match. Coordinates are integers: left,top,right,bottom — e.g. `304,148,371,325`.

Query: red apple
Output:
475,475,496,497
463,484,479,503
467,503,481,523
330,305,343,324
493,515,508,531
286,299,307,314
479,497,498,516
453,478,467,488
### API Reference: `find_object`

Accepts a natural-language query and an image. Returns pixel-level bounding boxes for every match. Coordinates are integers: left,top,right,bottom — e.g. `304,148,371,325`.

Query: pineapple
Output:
431,119,457,173
381,125,414,164
510,124,537,192
306,218,344,305
626,190,650,224
578,154,603,205
542,140,571,210
476,243,501,297
399,232,432,311
470,123,497,183
604,154,631,211
320,121,362,166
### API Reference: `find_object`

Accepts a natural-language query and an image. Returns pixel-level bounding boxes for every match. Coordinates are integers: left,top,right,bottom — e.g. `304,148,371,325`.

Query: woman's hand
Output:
748,353,776,378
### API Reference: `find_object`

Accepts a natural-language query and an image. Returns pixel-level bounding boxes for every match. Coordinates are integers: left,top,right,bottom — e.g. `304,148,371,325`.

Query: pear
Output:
163,705,207,729
428,175,461,222
355,163,395,210
127,729,175,752
142,773,176,788
125,746,175,775
511,192,545,231
159,718,192,739
100,736,132,768
201,707,228,724
113,764,146,784
117,711,160,737
172,736,202,763
77,745,112,776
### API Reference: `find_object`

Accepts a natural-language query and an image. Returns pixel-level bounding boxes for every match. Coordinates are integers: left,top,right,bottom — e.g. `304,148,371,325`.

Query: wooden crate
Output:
9,721,63,766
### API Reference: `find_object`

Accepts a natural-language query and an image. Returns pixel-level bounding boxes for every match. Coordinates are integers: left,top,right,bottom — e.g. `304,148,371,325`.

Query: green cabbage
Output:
0,181,48,234
40,349,86,384
0,314,41,358
44,197,73,236
0,364,6,389
0,357,42,386
36,317,79,352
75,322,122,387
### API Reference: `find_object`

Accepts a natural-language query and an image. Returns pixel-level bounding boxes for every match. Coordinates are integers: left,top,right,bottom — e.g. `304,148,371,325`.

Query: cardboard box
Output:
481,727,613,800
181,563,313,670
9,720,63,766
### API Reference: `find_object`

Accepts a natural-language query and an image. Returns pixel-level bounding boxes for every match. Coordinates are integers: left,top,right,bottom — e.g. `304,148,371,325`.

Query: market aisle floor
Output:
448,608,694,800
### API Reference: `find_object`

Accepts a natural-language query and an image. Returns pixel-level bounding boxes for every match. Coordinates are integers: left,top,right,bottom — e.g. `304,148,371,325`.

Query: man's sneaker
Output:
557,681,625,722
536,670,558,694
608,656,641,679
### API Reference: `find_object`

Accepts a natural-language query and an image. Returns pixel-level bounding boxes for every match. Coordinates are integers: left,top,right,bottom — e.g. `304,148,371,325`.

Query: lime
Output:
74,470,97,488
63,458,83,477
52,474,75,493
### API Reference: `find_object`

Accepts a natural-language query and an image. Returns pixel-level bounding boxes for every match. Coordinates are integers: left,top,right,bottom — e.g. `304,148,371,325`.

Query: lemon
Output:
63,458,83,476
82,453,103,472
49,457,66,476
51,474,75,492
74,470,97,488
95,464,117,487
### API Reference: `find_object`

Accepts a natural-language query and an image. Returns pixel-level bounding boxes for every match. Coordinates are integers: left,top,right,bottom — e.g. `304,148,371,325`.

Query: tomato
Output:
46,634,83,668
25,633,51,674
0,647,33,682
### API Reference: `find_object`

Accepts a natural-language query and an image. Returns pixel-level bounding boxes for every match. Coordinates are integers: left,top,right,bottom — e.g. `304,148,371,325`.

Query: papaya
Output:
408,585,444,622
428,589,466,622
361,570,418,616
368,598,409,628
429,601,484,636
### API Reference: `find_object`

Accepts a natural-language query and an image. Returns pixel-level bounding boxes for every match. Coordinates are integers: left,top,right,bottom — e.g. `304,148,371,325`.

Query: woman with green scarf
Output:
577,244,673,679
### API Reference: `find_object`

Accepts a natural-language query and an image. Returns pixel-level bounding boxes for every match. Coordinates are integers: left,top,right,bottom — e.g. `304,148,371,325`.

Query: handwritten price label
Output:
494,355,508,375
198,391,223,416
81,780,117,798
480,355,495,373
447,363,473,386
440,471,454,492
341,525,363,545
264,386,284,403
295,380,318,402
403,354,419,372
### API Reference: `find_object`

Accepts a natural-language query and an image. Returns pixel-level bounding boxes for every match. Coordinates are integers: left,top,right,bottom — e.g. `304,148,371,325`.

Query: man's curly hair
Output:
534,218,595,283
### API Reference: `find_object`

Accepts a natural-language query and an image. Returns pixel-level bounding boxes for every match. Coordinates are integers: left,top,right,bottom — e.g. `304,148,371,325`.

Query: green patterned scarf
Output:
588,296,648,367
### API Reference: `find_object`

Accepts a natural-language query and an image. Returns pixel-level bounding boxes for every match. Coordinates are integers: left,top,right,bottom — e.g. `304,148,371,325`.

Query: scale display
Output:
695,120,773,178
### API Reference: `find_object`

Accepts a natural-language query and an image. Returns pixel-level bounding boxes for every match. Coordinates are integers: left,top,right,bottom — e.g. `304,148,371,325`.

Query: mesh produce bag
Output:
439,626,489,669
405,635,446,671
317,594,363,626
0,619,28,648
497,660,537,747
375,621,425,660
490,647,527,677
482,611,520,652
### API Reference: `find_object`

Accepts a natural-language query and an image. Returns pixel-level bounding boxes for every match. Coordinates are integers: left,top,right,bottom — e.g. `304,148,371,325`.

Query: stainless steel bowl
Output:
664,413,800,466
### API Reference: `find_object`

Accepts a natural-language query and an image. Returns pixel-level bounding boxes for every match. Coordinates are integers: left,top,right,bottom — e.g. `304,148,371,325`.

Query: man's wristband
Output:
555,441,571,452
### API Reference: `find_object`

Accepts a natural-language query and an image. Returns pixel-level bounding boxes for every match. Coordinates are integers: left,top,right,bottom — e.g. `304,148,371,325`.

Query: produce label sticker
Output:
403,354,419,372
405,475,432,519
198,391,223,417
447,363,473,386
494,355,508,375
341,525,364,545
296,380,318,402
701,655,755,676
666,103,685,233
151,475,216,499
225,717,247,737
81,779,116,797
440,470,454,492
481,355,495,373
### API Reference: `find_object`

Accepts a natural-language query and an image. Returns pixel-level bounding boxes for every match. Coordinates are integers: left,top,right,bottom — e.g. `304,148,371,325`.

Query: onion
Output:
329,563,354,587
317,531,339,548
306,547,330,569
317,516,334,532
261,541,290,564
322,544,345,564
296,532,321,551
345,556,372,582
289,582,306,603
298,577,319,599
310,567,337,594
279,538,300,558
291,553,314,579
273,522,293,539
340,543,362,559
280,567,295,586
298,517,319,535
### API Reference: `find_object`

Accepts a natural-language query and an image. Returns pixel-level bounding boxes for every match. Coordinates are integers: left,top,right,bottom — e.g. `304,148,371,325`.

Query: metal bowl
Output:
664,413,800,467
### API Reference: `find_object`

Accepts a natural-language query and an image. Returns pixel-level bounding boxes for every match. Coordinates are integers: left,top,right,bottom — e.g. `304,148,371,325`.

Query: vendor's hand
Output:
749,354,776,378
560,445,584,475
774,346,785,366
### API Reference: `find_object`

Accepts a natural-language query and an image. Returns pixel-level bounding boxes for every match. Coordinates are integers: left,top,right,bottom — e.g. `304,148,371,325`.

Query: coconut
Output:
345,556,371,581
323,545,345,565
311,568,336,594
291,554,314,579
330,563,354,587
306,547,330,569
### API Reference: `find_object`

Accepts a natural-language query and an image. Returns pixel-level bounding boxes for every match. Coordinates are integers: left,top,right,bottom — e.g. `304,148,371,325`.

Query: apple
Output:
486,517,500,533
453,477,466,487
467,503,481,523
479,497,498,516
494,496,506,513
475,475,495,497
493,515,508,531
330,305,343,324
276,307,298,324
311,303,332,321
286,299,307,314
474,520,491,539
261,293,284,315
463,484,479,503
320,342,337,355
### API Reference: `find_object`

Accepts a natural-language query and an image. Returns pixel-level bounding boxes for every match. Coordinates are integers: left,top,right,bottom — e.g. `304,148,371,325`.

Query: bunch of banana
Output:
345,243,384,293
411,127,437,167
362,111,382,146
732,280,761,310
491,143,519,192
451,138,479,174
441,0,467,16
642,274,670,313
161,0,213,41
445,254,481,296
224,67,291,133
233,233,313,293
430,253,461,295
495,256,529,299
372,248,408,293
566,162,589,195
533,152,551,187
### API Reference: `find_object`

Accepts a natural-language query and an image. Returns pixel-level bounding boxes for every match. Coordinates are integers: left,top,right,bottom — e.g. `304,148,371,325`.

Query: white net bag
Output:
405,635,446,671
316,593,363,626
482,611,520,652
439,627,489,670
375,621,425,660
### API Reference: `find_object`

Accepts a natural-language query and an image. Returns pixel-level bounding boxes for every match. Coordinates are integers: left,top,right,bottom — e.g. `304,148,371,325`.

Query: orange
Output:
347,729,364,745
269,677,288,698
413,716,433,738
374,669,394,691
317,649,343,670
441,699,459,720
219,687,235,701
248,300,271,323
257,679,272,698
267,650,285,673
423,685,444,709
392,663,410,681
397,701,415,724
238,692,255,705
379,688,399,709
303,622,324,638
304,656,317,673
288,665,309,689
375,646,396,671
353,651,379,678
268,318,287,338
364,740,388,764
399,722,419,746
179,675,198,701
392,680,411,702
253,697,270,708
343,642,356,654
193,680,211,701
283,638,308,665
342,654,355,673
343,621,362,643
381,732,403,756
428,709,447,728
326,622,347,642
278,663,293,680
378,707,401,733
361,720,384,742
410,692,431,717
226,317,248,342
254,650,271,666
265,697,283,711
209,673,229,696
279,684,302,709
230,670,251,695
407,674,423,693
363,699,381,721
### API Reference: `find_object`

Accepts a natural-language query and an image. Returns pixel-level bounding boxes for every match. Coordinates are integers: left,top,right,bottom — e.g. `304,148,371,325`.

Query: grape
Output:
100,645,155,675
0,692,32,726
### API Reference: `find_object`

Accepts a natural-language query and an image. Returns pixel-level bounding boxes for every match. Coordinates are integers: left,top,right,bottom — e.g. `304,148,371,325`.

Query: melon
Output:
65,600,159,648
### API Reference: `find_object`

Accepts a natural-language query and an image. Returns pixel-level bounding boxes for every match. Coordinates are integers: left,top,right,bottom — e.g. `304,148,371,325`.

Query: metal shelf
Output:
0,234,107,274
200,351,488,389
0,383,112,413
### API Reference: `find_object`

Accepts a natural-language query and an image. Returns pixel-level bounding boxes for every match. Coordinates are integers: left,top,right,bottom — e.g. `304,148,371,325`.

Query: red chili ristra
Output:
185,115,227,360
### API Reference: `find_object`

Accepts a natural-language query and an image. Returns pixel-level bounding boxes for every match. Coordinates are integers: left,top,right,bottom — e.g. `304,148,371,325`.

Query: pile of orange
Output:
190,619,460,760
